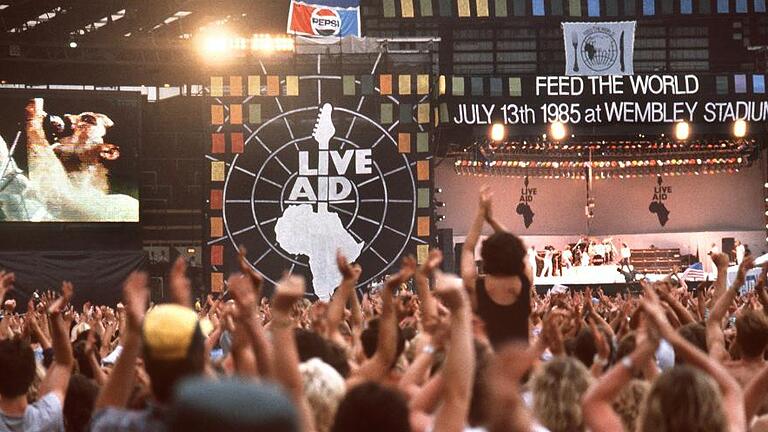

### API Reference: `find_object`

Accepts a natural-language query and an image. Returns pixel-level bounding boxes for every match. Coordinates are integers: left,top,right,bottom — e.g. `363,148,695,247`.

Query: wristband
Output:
620,356,634,372
593,354,609,367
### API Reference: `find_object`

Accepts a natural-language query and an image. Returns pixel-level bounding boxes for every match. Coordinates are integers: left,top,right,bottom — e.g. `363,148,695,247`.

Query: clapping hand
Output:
385,256,417,292
123,272,149,333
272,274,306,315
479,185,494,221
337,251,362,282
170,257,192,307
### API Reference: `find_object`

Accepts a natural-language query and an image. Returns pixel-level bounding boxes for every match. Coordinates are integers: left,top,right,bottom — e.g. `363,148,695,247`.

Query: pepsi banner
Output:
287,0,361,38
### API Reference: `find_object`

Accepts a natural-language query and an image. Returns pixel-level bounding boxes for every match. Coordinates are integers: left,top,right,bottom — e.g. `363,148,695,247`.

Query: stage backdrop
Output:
205,56,434,300
0,251,146,309
436,151,765,237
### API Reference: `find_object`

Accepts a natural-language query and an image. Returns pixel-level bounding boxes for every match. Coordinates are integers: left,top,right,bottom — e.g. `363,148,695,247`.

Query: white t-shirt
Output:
593,244,605,256
736,244,746,264
621,247,631,259
0,393,64,432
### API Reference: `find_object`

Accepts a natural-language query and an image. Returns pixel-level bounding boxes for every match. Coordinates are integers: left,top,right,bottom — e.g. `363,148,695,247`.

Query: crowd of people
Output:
1,186,768,431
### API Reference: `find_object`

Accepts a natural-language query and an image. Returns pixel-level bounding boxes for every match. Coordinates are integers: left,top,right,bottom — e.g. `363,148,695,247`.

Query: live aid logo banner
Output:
450,74,768,125
287,0,361,37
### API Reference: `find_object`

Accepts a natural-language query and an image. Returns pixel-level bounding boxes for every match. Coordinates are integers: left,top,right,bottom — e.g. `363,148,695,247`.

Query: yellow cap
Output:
143,304,199,361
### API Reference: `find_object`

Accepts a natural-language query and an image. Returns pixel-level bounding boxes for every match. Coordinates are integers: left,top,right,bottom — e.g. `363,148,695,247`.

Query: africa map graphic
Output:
274,103,363,299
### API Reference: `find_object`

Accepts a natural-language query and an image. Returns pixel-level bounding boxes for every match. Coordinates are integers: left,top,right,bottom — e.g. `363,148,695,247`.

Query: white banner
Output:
563,21,636,76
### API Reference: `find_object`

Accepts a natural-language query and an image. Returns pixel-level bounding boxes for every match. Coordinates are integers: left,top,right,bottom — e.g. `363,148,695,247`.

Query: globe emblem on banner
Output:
580,30,619,72
220,75,418,300
310,8,341,36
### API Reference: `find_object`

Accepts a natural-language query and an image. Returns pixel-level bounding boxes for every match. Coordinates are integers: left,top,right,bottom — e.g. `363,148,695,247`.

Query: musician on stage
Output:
561,245,573,270
537,246,554,277
602,238,616,262
734,240,746,265
592,240,605,265
619,241,632,272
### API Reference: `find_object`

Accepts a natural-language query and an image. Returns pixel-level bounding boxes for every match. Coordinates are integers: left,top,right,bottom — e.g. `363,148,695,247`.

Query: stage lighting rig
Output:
490,123,506,142
549,121,568,141
674,121,690,141
196,27,294,62
733,119,748,138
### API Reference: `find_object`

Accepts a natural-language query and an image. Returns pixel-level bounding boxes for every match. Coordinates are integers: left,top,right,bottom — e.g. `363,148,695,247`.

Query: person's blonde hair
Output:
300,358,346,432
639,365,727,432
613,379,650,432
531,356,592,432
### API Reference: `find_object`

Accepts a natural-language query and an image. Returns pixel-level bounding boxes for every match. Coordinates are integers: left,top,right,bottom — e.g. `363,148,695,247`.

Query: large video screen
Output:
0,90,140,222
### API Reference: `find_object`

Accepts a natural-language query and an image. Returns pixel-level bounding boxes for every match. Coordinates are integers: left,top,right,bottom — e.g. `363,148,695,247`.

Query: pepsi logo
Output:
310,8,341,36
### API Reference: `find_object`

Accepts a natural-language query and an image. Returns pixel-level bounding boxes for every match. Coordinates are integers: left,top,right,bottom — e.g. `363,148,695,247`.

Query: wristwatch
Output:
422,344,436,355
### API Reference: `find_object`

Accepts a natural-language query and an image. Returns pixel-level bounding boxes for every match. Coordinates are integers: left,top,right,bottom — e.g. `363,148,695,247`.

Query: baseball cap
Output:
143,304,200,361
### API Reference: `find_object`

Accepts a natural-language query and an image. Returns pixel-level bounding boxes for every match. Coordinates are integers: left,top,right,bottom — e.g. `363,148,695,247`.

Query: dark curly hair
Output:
0,338,36,398
480,232,527,277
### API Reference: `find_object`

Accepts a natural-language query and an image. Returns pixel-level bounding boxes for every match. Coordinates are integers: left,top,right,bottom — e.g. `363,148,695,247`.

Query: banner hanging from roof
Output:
287,0,362,38
563,21,636,76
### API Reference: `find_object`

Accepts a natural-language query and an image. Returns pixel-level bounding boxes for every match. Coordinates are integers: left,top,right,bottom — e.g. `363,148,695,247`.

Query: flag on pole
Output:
288,0,361,37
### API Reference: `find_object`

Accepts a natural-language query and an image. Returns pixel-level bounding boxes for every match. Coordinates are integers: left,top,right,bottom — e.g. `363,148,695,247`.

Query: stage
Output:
534,264,628,286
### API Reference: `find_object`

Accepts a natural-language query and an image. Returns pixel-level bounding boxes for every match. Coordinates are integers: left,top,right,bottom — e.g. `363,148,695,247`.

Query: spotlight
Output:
68,40,78,48
251,34,295,52
674,121,690,140
733,119,747,138
490,123,506,142
549,121,567,141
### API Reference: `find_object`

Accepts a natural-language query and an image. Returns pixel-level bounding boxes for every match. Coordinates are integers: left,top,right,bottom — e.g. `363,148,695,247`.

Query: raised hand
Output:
237,246,263,296
639,282,673,338
48,281,74,316
336,251,361,282
123,272,149,333
0,271,14,301
733,255,756,288
385,256,417,291
541,310,565,355
434,272,467,311
479,185,493,220
418,249,443,277
711,252,730,270
169,257,192,307
3,299,16,314
228,273,257,311
272,274,306,314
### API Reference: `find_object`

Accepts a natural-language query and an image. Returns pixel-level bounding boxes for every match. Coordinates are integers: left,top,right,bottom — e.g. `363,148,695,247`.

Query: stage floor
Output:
534,264,627,286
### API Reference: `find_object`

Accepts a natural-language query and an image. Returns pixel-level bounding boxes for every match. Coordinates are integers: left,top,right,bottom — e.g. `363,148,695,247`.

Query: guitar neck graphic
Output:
312,103,336,212
313,103,335,151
